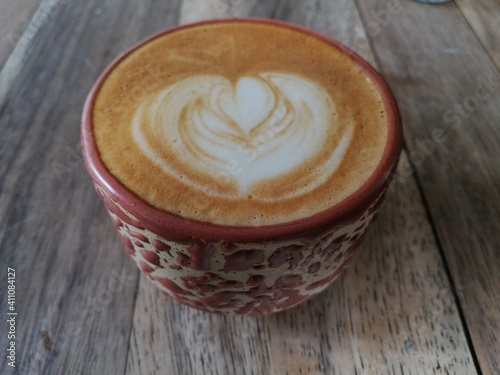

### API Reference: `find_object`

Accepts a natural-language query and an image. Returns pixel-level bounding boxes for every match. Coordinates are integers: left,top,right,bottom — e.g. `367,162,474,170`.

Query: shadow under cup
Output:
81,19,403,315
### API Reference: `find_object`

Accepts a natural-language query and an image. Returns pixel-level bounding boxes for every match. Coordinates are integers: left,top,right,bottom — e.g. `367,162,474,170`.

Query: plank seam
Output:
409,153,484,375
350,0,485,372
122,274,141,375
454,1,500,76
0,0,64,106
175,0,184,27
270,0,284,19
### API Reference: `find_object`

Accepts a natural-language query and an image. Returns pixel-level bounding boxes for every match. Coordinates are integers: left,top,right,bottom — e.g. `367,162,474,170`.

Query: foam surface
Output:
132,73,351,196
92,21,388,226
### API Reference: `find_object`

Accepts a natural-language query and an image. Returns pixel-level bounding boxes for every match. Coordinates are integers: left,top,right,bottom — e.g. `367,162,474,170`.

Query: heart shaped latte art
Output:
132,73,353,199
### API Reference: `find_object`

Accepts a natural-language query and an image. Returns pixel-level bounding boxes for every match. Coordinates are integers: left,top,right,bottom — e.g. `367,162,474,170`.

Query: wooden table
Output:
1,1,499,374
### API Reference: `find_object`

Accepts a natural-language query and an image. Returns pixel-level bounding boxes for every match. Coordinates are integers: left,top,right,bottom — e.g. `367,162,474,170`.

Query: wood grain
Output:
455,0,500,69
353,0,500,374
0,0,43,70
179,0,279,25
124,1,477,374
0,0,181,374
1,0,498,374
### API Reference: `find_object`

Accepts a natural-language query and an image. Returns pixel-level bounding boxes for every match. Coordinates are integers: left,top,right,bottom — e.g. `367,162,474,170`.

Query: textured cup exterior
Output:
94,181,387,315
82,19,402,316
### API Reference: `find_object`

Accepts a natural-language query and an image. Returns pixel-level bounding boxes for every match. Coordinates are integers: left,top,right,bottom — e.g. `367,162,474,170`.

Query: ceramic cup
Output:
81,19,403,315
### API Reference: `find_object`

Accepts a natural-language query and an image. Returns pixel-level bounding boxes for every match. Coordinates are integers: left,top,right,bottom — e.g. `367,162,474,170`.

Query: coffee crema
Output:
92,21,388,226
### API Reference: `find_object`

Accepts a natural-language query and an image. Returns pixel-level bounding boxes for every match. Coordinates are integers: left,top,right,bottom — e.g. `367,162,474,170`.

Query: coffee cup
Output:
81,19,402,315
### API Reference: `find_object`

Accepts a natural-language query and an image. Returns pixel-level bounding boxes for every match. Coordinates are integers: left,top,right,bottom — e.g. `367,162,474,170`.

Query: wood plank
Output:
179,0,279,25
275,0,380,65
352,1,500,374
0,0,181,374
0,0,43,70
125,1,477,374
455,0,500,70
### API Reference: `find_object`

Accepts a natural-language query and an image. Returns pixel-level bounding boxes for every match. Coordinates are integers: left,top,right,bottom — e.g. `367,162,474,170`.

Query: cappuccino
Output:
92,21,388,226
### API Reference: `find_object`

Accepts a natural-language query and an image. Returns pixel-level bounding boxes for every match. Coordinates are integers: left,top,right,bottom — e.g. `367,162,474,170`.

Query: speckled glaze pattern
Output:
94,182,387,315
82,20,403,316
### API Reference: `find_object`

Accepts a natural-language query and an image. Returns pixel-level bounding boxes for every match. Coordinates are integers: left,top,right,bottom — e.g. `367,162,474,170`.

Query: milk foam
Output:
92,21,389,226
132,72,353,198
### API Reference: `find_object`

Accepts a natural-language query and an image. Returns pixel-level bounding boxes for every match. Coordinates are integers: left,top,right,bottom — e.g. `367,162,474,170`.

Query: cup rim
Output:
81,18,403,243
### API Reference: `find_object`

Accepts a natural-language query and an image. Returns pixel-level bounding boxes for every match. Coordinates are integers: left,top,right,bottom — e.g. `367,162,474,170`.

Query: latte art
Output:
133,73,353,198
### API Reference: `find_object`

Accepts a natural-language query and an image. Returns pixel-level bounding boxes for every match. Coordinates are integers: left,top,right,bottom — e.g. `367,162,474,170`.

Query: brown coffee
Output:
92,21,388,226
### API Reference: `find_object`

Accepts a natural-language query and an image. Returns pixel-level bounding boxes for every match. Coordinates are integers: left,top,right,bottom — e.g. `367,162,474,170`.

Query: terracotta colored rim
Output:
81,18,403,243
